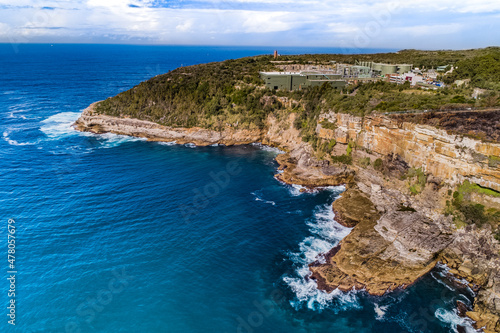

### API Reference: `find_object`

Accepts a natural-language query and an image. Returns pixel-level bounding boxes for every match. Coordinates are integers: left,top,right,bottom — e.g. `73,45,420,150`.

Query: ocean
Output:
0,44,477,332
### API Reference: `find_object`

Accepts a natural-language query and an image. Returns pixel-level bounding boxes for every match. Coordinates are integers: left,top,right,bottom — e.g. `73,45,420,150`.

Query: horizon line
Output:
0,42,498,53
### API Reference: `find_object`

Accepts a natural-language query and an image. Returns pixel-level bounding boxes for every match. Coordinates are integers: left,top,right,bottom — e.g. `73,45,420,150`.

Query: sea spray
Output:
40,112,146,149
283,187,361,311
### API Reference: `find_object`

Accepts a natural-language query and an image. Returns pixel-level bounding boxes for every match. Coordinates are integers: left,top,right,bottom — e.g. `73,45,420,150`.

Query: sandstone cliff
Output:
315,111,500,332
318,112,500,192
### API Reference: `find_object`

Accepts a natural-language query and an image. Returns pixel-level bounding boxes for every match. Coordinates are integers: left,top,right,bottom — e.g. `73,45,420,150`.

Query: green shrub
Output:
327,139,337,151
346,141,355,156
358,157,371,167
404,168,427,194
460,203,488,227
450,95,466,103
458,180,500,198
331,154,352,165
409,184,421,195
320,119,337,130
489,155,500,168
373,158,383,171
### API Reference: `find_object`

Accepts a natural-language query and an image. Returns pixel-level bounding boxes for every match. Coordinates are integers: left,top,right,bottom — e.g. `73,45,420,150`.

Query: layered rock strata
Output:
318,112,500,191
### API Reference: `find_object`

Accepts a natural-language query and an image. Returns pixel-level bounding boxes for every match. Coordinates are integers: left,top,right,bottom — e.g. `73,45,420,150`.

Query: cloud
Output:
0,0,498,48
396,23,463,36
175,19,193,32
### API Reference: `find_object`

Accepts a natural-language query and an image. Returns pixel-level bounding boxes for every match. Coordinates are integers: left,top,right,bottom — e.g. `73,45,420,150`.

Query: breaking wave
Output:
283,187,359,311
374,303,389,320
251,142,285,155
40,112,82,139
251,190,276,206
39,112,146,149
3,130,39,146
156,141,177,146
435,308,476,333
287,184,309,196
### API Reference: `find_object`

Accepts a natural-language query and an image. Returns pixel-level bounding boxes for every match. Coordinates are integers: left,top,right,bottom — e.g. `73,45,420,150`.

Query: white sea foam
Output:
95,132,146,149
374,303,389,320
251,142,285,155
285,275,360,312
287,184,345,197
251,191,276,206
39,112,145,149
40,112,81,139
284,190,357,311
156,141,177,146
435,308,477,333
2,131,38,146
184,143,196,148
288,184,308,196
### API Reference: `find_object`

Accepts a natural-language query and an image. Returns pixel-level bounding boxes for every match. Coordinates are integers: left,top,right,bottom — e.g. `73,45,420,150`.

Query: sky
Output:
0,0,499,49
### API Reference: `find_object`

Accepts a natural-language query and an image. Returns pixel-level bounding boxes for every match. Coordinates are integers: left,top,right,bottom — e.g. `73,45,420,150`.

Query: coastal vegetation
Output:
277,47,500,70
95,48,500,138
404,167,427,195
445,181,500,229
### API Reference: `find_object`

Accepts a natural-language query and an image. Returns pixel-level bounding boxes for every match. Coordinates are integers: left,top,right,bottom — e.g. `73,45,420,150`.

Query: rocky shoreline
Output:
75,103,500,332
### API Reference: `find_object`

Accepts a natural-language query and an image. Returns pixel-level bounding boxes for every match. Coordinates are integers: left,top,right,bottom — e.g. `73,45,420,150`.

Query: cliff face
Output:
318,112,500,192
316,111,500,332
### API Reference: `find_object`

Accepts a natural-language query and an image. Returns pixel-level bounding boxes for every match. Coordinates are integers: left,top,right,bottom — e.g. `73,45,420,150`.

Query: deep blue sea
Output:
0,44,477,333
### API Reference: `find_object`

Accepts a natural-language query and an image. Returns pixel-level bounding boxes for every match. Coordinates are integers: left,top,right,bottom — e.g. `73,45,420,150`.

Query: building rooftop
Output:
260,70,338,76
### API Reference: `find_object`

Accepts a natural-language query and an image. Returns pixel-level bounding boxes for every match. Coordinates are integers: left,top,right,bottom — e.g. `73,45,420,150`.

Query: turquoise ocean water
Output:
0,44,476,332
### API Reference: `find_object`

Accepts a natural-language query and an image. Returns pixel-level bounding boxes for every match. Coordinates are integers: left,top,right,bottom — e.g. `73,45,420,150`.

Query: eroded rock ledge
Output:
310,188,453,295
74,102,263,146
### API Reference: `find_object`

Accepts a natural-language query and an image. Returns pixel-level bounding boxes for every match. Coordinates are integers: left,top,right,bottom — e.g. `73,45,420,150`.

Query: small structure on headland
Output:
259,71,346,91
355,61,413,76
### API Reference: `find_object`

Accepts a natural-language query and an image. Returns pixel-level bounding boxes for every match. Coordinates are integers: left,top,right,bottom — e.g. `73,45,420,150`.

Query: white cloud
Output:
240,11,295,33
0,0,498,47
176,19,193,32
396,23,463,36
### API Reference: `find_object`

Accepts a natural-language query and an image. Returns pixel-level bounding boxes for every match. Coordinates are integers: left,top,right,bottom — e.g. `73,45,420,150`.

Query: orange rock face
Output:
317,113,500,192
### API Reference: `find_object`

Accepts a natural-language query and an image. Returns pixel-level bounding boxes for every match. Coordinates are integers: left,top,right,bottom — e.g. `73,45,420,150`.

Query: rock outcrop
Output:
74,102,263,146
330,188,378,228
318,112,500,192
310,188,454,296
